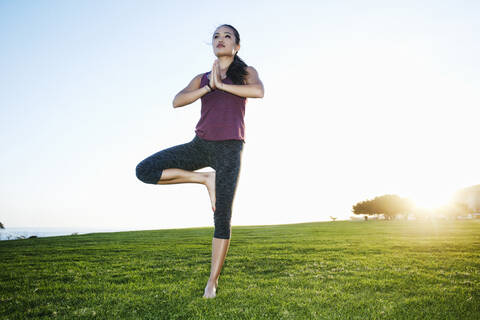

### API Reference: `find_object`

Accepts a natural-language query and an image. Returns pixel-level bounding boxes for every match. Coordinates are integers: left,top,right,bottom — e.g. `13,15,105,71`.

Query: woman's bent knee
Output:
135,161,162,184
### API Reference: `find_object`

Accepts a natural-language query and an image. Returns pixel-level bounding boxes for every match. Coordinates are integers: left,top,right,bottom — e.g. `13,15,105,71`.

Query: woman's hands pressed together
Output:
210,59,224,91
205,59,264,98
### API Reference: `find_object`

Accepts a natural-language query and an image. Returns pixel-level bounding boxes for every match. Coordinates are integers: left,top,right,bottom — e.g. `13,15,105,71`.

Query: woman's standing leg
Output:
203,140,243,298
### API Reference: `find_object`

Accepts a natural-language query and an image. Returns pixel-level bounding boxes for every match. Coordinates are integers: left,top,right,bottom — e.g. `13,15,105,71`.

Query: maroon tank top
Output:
195,72,247,142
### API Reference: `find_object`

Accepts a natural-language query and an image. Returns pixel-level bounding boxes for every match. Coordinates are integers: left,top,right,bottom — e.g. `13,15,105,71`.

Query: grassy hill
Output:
1,220,479,319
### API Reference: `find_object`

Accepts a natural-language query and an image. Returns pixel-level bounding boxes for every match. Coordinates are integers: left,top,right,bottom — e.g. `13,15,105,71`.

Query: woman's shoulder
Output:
245,66,258,75
198,71,210,80
189,72,209,84
197,71,210,78
244,66,261,85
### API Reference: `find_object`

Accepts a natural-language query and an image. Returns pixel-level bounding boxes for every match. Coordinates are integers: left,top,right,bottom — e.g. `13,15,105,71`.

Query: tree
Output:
0,222,4,229
352,194,413,220
352,199,373,216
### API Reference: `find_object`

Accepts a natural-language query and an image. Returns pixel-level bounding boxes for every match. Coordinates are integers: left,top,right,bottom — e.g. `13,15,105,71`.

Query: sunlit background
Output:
1,1,479,233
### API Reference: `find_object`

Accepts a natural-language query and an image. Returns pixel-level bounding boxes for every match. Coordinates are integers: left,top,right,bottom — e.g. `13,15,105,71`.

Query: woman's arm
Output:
172,73,211,108
217,66,264,98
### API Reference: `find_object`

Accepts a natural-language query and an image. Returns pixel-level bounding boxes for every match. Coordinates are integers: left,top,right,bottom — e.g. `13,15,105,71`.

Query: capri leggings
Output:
135,134,244,239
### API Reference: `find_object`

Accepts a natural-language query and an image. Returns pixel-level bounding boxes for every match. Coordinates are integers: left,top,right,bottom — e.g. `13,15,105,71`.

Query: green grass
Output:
1,220,479,319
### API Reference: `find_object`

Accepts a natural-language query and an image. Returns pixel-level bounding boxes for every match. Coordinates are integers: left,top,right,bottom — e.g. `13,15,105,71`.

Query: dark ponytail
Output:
219,24,248,85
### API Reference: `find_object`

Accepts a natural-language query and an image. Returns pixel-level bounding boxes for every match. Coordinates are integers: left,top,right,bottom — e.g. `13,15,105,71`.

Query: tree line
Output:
352,194,475,220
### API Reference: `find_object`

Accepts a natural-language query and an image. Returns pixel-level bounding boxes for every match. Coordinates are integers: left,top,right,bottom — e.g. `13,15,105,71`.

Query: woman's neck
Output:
218,56,234,76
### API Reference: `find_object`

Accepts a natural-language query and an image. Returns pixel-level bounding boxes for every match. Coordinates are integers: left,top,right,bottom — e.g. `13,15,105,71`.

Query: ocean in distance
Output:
0,227,130,241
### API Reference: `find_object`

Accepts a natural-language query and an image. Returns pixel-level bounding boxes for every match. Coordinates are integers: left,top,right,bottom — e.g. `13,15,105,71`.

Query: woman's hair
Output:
216,24,248,85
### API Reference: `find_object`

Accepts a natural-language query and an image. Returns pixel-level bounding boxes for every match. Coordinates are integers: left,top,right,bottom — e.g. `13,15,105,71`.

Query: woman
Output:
135,24,264,299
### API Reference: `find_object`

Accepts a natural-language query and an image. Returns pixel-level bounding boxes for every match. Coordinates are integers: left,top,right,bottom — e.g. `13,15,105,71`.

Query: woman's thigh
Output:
135,137,210,184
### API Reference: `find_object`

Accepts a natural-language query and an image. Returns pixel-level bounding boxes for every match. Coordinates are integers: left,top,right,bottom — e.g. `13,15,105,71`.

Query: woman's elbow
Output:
257,88,264,98
172,95,181,108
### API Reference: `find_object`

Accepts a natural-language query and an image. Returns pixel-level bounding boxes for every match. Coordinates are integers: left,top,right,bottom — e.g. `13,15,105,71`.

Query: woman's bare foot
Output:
204,171,216,212
203,279,218,299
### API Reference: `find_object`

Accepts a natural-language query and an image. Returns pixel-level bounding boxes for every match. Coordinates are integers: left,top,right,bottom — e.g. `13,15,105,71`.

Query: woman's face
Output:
212,26,239,57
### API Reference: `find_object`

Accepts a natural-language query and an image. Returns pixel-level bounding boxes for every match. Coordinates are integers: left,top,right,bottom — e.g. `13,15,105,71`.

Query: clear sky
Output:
1,0,479,231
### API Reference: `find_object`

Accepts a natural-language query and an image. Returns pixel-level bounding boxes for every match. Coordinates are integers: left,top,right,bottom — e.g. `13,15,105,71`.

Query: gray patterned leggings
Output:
135,135,244,239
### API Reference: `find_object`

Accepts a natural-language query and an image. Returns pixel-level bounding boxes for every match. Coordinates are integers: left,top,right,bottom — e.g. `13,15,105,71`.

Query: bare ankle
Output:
207,277,218,287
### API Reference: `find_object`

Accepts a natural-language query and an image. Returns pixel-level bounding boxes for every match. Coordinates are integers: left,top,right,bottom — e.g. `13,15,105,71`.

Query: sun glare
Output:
407,188,455,211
